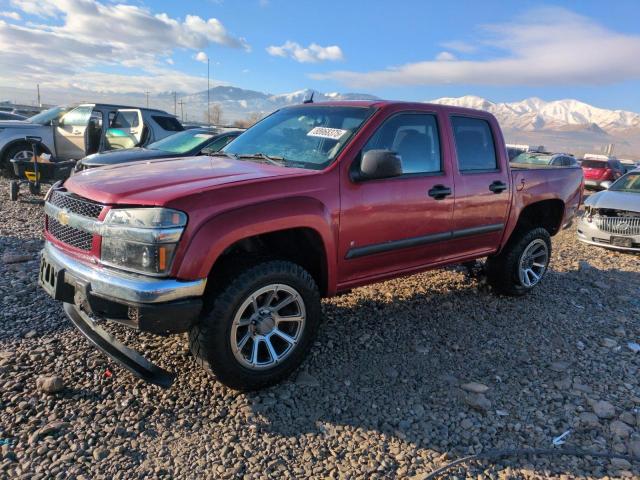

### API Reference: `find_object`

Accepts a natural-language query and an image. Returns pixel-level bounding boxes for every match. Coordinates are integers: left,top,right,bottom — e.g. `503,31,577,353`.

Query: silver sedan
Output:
578,169,640,252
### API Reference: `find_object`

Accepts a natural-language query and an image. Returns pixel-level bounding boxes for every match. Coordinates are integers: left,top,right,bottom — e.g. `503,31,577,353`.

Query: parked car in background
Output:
0,111,27,121
620,159,640,174
578,169,640,251
0,103,183,176
512,151,578,167
39,100,583,390
75,128,243,171
581,154,625,190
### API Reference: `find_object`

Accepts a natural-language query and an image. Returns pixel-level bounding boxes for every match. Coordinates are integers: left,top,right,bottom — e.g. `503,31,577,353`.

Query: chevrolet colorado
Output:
39,101,583,390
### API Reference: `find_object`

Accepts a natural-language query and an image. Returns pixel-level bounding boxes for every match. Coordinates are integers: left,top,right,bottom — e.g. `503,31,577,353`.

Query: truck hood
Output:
65,155,313,205
585,190,640,212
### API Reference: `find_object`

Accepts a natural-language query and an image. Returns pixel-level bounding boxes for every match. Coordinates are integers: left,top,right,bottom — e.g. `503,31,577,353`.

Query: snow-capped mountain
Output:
429,95,640,133
181,86,379,121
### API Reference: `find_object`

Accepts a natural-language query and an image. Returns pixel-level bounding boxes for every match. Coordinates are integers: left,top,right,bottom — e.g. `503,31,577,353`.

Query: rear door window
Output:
111,111,139,128
153,115,184,132
451,116,498,171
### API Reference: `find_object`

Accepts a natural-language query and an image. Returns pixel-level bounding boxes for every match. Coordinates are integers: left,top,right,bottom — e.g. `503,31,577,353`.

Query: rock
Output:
495,409,509,417
601,338,617,348
619,411,636,426
550,361,570,372
463,393,491,412
295,371,319,387
2,253,33,264
627,342,640,353
610,420,634,439
36,375,64,394
23,329,37,339
579,412,601,428
610,457,632,470
93,447,108,461
460,382,489,394
614,327,626,337
460,418,473,429
554,377,572,390
629,440,640,459
591,400,616,419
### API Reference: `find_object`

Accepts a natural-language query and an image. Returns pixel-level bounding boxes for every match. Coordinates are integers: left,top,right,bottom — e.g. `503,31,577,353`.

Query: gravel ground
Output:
1,179,639,479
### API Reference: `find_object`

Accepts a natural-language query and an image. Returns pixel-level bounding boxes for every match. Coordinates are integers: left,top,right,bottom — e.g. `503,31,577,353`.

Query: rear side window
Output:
451,116,498,171
112,111,139,128
363,113,441,174
153,115,184,132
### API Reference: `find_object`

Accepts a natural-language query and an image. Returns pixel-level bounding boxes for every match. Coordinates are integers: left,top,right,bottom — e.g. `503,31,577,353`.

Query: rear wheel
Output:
28,183,41,195
486,227,551,296
189,260,321,391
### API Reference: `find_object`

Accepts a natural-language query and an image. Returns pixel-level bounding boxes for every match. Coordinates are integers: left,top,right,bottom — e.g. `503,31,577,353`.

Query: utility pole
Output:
37,84,41,107
173,91,177,116
145,91,150,108
178,100,185,122
207,57,210,127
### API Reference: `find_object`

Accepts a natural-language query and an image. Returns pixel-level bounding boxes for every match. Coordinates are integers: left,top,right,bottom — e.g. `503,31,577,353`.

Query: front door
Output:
445,115,511,259
54,105,93,160
338,112,455,285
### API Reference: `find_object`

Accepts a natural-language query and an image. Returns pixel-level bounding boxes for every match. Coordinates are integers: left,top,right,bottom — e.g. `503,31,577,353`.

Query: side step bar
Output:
63,303,175,388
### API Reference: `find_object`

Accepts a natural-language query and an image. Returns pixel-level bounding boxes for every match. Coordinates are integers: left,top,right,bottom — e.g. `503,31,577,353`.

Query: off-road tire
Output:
486,227,551,296
189,260,321,391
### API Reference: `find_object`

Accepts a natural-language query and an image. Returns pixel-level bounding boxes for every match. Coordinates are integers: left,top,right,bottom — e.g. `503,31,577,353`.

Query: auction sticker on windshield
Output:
307,127,348,140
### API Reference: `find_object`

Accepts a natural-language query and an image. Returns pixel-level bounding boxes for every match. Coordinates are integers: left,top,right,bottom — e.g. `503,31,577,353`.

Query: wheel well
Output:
208,228,328,296
515,199,565,236
1,140,51,163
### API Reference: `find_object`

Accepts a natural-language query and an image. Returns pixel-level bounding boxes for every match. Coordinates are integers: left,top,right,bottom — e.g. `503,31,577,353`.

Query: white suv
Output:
0,103,183,175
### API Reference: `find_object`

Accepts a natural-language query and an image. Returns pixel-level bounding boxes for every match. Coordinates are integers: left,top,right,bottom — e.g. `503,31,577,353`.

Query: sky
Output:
1,0,640,112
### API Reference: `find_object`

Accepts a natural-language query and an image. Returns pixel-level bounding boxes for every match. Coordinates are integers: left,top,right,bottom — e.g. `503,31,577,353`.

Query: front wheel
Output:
486,227,551,296
189,260,321,391
9,181,19,201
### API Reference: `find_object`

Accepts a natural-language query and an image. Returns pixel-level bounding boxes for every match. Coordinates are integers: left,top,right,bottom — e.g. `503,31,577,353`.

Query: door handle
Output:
428,185,452,200
489,181,507,194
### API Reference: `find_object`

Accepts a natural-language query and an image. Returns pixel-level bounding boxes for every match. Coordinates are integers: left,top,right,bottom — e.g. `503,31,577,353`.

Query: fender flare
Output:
174,196,337,293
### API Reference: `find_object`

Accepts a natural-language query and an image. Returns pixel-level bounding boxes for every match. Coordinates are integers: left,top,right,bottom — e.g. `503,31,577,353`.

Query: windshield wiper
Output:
234,153,287,166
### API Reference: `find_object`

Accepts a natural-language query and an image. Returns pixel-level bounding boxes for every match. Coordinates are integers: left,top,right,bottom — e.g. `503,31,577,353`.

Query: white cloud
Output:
0,0,250,94
440,40,477,54
0,11,21,20
267,41,343,63
195,51,208,63
313,7,640,88
435,51,456,62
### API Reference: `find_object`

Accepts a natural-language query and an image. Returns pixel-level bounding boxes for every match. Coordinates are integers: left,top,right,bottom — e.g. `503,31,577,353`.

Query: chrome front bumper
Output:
577,217,640,252
42,241,206,304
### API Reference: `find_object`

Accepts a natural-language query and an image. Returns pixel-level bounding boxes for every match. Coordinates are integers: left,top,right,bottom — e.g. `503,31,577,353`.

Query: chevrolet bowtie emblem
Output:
57,210,70,226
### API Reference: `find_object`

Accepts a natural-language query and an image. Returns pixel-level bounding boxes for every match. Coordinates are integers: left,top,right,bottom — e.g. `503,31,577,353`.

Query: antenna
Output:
303,91,314,104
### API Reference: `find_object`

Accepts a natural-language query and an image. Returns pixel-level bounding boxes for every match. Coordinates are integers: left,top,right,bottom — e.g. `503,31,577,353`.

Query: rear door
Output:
338,111,455,284
445,115,511,259
54,105,94,159
105,109,144,150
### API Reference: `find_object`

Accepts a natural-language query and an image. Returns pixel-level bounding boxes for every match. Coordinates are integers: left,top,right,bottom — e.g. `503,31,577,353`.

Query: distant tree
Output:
233,112,264,128
203,103,223,125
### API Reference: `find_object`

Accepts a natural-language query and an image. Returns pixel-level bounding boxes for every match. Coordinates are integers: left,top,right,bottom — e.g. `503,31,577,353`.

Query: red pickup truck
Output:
39,101,583,390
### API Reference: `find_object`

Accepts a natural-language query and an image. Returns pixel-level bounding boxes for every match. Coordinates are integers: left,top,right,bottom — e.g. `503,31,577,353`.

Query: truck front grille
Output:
49,190,104,219
593,215,640,235
47,217,94,251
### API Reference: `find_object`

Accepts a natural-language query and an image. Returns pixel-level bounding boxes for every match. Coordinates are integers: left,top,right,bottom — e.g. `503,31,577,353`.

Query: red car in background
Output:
581,155,626,190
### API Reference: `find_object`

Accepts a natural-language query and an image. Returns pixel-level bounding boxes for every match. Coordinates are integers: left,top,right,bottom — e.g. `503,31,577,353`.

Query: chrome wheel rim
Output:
231,284,306,370
518,239,549,287
12,150,33,161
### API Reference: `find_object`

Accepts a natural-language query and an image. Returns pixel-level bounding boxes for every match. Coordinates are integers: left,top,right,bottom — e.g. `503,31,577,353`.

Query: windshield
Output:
512,153,553,165
223,105,374,169
610,172,640,193
148,129,216,154
28,106,69,125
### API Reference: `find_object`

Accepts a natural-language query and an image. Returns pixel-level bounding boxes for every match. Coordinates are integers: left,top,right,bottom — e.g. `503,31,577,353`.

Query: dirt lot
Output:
1,180,639,479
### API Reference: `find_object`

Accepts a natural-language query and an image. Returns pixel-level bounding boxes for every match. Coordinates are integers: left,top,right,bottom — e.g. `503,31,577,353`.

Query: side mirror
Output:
354,149,403,181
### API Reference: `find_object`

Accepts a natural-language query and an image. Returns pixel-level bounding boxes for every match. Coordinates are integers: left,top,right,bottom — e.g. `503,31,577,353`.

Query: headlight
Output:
100,208,187,276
